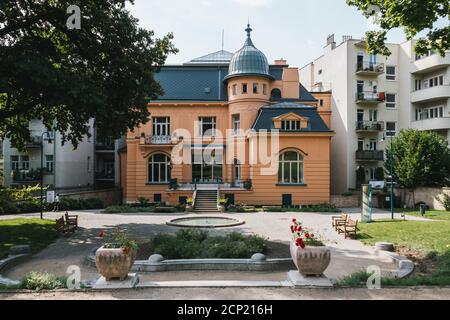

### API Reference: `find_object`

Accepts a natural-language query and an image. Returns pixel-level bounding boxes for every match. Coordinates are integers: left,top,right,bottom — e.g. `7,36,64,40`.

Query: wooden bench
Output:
64,212,79,229
55,216,76,235
332,214,348,231
337,219,358,239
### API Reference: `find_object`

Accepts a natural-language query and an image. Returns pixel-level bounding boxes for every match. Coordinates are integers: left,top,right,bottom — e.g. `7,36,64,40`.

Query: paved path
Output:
1,209,422,282
2,287,450,300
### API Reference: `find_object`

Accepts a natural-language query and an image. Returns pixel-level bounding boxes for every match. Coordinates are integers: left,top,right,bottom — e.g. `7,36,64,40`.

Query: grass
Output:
0,218,57,259
102,205,180,214
403,210,450,221
338,219,450,286
0,272,68,291
151,229,267,259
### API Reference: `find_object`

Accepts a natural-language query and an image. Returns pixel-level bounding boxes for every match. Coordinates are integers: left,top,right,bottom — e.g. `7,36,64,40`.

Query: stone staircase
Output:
193,190,219,213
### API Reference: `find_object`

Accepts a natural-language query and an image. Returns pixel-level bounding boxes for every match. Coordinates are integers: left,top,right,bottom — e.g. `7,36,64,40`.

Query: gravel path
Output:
2,209,417,282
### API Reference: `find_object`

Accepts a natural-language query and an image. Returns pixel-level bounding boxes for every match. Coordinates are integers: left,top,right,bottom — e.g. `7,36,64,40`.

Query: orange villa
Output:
120,25,334,210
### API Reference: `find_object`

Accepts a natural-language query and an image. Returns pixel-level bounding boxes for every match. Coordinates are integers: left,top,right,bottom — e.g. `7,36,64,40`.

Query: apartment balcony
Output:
24,136,43,148
356,150,384,162
356,61,385,76
12,169,41,182
411,54,450,75
411,85,450,104
410,117,450,131
355,121,384,133
140,135,178,146
355,91,385,104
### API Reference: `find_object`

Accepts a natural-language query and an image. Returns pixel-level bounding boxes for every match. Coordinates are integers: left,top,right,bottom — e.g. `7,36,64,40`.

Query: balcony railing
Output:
12,169,41,182
140,135,173,145
356,150,384,161
24,136,42,148
355,121,384,132
356,91,385,104
356,61,385,75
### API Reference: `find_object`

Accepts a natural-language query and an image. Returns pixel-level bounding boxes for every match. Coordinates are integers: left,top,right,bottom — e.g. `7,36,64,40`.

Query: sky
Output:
126,0,419,68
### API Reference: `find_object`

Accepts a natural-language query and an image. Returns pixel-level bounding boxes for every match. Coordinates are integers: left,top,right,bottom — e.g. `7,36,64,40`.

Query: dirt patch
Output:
395,245,439,276
135,240,290,260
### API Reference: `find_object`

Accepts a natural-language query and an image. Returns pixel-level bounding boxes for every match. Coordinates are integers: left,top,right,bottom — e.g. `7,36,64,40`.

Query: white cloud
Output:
233,0,272,7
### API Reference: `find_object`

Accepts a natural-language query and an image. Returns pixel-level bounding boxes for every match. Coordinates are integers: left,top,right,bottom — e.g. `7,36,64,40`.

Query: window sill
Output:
146,182,170,186
276,183,307,187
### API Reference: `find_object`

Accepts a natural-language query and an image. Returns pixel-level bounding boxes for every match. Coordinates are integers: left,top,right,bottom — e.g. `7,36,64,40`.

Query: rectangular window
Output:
281,120,301,131
369,139,377,151
368,167,376,180
253,83,258,94
152,117,170,137
232,84,237,95
319,99,324,107
358,138,364,151
232,114,240,134
386,93,396,108
386,66,396,81
369,109,378,121
45,155,54,173
199,117,216,136
386,122,396,137
11,155,19,171
20,155,29,170
242,83,248,94
415,79,422,91
262,84,267,95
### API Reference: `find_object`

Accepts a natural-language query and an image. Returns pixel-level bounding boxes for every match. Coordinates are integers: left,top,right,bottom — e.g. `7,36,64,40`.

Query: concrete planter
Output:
95,246,136,281
290,242,331,276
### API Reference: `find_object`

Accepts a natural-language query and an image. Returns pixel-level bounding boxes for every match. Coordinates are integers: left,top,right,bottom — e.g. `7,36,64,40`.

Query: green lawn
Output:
404,210,450,221
339,219,450,286
0,218,58,259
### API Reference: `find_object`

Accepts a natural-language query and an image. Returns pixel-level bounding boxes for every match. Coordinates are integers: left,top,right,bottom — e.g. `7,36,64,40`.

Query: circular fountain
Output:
166,216,245,228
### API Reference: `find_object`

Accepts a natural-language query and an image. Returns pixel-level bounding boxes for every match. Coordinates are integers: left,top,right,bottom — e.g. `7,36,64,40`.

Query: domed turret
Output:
225,24,273,81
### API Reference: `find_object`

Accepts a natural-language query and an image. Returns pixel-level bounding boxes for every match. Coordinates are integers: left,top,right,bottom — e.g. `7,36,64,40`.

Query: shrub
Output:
341,191,353,197
154,206,176,213
243,180,252,190
59,197,104,210
21,271,67,291
152,229,267,259
16,199,41,213
438,193,450,211
102,205,155,213
137,197,150,207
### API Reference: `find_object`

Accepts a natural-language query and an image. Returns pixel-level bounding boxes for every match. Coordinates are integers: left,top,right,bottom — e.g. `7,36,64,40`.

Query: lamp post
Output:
381,133,394,220
40,131,52,220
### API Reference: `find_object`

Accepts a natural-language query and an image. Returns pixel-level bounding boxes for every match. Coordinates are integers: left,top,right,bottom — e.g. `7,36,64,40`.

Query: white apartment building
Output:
2,119,120,190
300,35,450,195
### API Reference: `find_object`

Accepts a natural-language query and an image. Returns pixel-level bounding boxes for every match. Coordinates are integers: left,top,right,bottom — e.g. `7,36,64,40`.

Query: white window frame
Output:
232,114,240,135
148,154,170,183
152,117,170,137
253,83,258,94
386,122,396,137
262,84,267,95
11,155,19,171
385,93,397,109
20,155,29,170
278,151,304,184
232,84,237,96
281,120,301,131
386,66,396,81
45,155,54,173
199,117,216,137
242,83,248,94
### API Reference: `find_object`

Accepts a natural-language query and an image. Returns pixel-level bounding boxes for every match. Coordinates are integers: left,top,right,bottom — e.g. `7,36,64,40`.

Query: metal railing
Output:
356,61,385,73
356,150,384,161
355,121,384,132
356,91,385,103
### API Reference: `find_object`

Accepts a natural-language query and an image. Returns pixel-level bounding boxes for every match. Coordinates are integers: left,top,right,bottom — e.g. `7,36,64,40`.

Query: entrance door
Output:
192,150,223,183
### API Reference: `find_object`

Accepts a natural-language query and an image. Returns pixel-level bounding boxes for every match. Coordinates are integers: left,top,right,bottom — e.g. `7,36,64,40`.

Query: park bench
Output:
64,212,79,229
331,214,348,231
55,216,76,235
337,219,358,239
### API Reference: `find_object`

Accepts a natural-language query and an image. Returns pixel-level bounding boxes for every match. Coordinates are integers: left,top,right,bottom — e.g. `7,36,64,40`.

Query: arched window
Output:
278,151,303,184
148,153,170,183
270,88,282,100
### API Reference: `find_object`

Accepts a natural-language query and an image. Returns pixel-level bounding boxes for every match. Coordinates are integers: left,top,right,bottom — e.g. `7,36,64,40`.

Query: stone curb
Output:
87,247,295,272
375,249,415,279
0,254,31,286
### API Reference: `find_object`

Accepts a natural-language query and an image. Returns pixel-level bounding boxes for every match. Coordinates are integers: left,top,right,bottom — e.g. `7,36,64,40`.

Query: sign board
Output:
369,181,385,189
46,190,55,204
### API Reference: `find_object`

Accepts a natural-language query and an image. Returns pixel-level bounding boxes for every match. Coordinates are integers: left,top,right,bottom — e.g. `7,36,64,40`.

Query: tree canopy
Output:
0,0,177,149
386,129,450,189
347,0,450,56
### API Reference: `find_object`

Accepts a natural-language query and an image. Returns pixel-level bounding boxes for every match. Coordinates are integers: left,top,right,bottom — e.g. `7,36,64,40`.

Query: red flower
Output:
122,246,130,255
298,238,305,249
290,226,294,233
310,234,315,238
292,218,296,223
305,233,310,239
297,226,302,232
98,231,105,238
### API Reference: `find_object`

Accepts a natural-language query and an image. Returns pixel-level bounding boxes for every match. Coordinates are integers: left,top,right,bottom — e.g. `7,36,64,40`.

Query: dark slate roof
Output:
252,102,332,132
184,50,234,65
153,64,287,101
299,84,317,102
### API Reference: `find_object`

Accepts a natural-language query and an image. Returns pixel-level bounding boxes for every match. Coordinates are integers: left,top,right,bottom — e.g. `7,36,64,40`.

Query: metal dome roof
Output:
224,25,273,81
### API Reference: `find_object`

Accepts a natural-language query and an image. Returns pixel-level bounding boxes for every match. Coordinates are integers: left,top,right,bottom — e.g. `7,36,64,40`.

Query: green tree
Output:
0,0,177,149
386,129,450,190
347,0,449,56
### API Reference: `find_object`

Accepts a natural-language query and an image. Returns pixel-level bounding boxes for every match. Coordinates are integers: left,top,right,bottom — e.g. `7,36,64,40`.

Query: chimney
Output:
326,34,336,50
274,58,287,66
